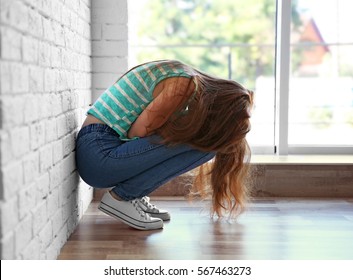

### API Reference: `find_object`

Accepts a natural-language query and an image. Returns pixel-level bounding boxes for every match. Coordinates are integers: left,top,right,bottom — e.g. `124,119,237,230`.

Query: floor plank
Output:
57,198,353,260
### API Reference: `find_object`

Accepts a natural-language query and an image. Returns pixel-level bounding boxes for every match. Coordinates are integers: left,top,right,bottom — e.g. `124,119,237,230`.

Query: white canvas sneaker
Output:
98,192,163,230
138,196,171,221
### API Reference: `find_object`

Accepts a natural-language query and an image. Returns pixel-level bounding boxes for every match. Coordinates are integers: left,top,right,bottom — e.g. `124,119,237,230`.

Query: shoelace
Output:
131,199,150,219
139,196,158,213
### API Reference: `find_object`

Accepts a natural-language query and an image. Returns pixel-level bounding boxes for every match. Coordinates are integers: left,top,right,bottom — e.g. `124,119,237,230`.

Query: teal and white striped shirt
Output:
87,60,194,140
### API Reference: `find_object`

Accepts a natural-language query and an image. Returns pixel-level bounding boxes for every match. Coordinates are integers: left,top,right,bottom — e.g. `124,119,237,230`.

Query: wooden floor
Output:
58,197,353,260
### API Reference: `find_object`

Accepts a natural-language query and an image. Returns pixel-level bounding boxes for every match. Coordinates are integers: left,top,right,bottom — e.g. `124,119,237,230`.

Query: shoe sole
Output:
147,212,171,221
98,201,163,230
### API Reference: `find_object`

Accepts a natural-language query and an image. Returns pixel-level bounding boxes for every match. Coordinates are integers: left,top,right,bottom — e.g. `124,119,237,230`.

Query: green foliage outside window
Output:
133,0,301,89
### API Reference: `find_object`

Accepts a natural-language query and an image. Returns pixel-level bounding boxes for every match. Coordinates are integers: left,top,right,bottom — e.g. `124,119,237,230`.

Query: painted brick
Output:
0,95,25,128
45,118,58,143
0,197,19,236
92,40,128,57
0,232,15,259
37,94,51,119
66,197,80,233
63,132,75,157
51,0,63,23
53,22,65,47
0,26,22,61
10,63,29,93
76,17,86,37
62,153,76,178
92,88,104,101
22,36,39,64
47,188,59,219
56,223,70,251
103,24,128,40
52,139,64,165
0,0,128,260
10,126,30,158
41,0,53,20
38,221,53,254
56,114,68,138
56,70,68,92
24,94,40,124
0,131,13,165
29,121,45,150
64,28,75,51
42,17,55,43
0,61,11,93
46,223,68,259
62,193,79,231
51,46,62,69
93,56,128,73
93,72,119,89
15,215,33,256
50,92,63,117
39,143,53,173
19,183,36,220
35,172,50,202
23,151,39,184
51,209,64,238
44,68,56,92
1,161,23,199
77,89,92,108
61,91,73,112
77,54,91,73
45,242,60,260
66,0,79,13
9,0,29,31
69,10,78,32
65,111,78,132
21,237,40,259
38,41,51,67
92,23,102,40
28,7,43,38
61,172,79,205
49,162,63,190
32,200,48,237
92,7,127,24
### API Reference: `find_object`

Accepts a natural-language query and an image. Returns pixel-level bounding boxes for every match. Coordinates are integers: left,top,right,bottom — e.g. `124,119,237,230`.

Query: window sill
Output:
251,155,353,165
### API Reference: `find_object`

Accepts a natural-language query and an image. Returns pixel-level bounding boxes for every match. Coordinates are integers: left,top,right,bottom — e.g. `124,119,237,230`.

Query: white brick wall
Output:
91,0,128,101
0,0,93,259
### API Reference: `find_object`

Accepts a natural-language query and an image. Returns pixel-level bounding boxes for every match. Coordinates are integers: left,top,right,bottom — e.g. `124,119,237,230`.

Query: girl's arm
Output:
127,77,194,138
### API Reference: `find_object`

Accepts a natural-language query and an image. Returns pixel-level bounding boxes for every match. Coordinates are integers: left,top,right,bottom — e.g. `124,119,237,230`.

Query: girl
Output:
75,60,253,230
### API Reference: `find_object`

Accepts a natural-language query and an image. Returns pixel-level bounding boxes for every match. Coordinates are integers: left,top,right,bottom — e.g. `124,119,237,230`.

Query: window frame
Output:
275,0,353,155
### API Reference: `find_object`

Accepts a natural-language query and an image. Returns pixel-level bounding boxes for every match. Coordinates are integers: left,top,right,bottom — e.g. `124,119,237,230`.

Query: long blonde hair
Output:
148,60,253,217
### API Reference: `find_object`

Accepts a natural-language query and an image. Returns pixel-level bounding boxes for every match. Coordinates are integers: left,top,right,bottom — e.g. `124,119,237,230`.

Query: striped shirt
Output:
87,60,194,140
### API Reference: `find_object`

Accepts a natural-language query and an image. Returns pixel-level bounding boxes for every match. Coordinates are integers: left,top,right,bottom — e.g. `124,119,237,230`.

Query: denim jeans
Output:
75,124,215,201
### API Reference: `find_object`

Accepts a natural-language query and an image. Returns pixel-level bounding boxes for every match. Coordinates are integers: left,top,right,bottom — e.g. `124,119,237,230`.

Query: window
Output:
128,0,353,155
289,0,353,150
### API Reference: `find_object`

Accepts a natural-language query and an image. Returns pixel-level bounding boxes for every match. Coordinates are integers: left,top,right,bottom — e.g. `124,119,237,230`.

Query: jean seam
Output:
97,136,165,159
110,144,164,159
116,152,214,199
143,156,205,195
75,135,92,151
95,133,118,158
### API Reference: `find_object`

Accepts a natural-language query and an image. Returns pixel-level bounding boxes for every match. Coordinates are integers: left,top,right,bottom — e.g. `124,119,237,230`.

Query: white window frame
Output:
275,0,291,155
275,0,353,155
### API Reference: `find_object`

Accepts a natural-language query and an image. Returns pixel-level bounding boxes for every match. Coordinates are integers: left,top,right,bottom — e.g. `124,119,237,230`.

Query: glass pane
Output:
289,0,353,145
128,0,277,153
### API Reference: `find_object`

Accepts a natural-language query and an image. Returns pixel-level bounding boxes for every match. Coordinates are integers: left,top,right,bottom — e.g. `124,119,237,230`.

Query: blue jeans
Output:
75,124,215,201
